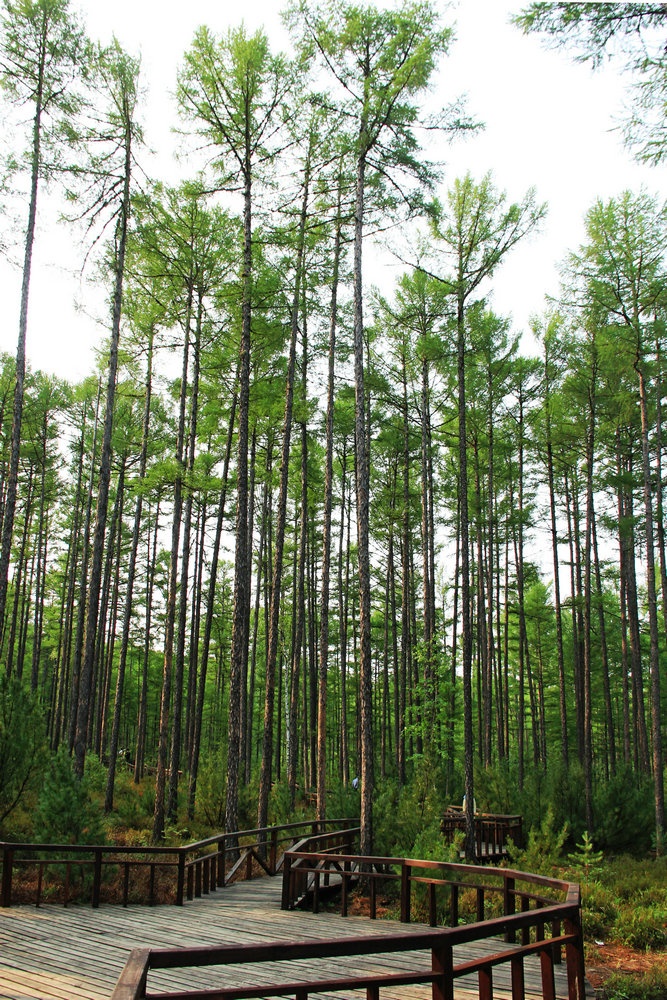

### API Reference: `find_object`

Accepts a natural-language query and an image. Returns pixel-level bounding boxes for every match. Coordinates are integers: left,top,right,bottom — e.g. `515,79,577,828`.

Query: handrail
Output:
282,849,578,936
111,889,585,1000
0,818,358,909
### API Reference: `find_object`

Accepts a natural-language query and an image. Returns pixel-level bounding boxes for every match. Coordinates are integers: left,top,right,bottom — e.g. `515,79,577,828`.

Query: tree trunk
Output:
73,102,133,779
187,386,237,819
317,168,344,819
105,327,154,811
0,42,45,633
637,362,665,852
352,148,374,854
257,150,311,833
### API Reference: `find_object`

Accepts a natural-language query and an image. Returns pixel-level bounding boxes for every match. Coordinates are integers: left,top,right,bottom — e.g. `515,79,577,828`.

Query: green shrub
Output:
473,759,588,848
581,882,618,941
0,674,47,833
32,746,105,845
411,819,460,864
473,760,517,814
593,766,654,854
597,856,667,902
238,776,262,829
506,806,569,875
194,750,226,828
82,753,108,795
372,780,403,855
110,773,155,832
268,781,294,827
614,907,667,951
599,968,667,1000
325,781,360,823
373,759,448,857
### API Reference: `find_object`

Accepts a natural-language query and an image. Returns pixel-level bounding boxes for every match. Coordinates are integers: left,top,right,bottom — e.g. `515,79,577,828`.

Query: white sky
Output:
2,0,666,380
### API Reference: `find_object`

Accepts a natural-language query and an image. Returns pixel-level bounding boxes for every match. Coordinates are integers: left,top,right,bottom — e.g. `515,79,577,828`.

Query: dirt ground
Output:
586,941,667,993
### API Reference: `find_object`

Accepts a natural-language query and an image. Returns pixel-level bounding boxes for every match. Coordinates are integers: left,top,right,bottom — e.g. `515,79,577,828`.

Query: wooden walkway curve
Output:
0,875,590,999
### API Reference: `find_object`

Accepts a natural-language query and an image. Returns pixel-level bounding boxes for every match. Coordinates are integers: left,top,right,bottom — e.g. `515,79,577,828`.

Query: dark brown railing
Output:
0,819,358,909
111,857,585,1000
282,848,574,930
441,806,523,860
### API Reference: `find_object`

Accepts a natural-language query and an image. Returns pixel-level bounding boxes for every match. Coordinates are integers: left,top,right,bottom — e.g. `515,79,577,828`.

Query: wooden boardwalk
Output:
0,875,588,999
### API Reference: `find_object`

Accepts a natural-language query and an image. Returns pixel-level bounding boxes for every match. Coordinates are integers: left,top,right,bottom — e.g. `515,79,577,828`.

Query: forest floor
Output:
582,942,667,995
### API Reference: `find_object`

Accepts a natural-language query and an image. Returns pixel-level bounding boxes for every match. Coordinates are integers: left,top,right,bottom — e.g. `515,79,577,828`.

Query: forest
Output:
1,0,667,862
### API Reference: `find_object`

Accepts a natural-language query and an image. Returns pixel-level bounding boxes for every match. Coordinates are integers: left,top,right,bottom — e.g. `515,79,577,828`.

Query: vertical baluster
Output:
450,883,459,927
400,863,411,922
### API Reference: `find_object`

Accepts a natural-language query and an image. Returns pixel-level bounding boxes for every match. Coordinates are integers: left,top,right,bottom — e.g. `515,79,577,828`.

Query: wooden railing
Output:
111,863,585,1000
282,849,575,930
441,806,523,860
0,819,358,908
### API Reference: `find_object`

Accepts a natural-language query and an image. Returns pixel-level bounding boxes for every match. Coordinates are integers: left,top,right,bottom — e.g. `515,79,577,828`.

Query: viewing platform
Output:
441,806,524,861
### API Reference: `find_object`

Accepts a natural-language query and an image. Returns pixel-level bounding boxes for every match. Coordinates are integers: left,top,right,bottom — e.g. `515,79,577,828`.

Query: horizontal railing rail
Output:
0,818,358,909
111,888,585,1000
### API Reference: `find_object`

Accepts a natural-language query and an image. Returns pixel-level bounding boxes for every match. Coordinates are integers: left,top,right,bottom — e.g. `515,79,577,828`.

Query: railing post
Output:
281,853,292,910
149,863,156,906
92,848,102,908
431,938,454,1000
539,943,556,1000
1,845,13,907
504,876,516,943
476,886,484,923
218,838,227,889
450,884,459,927
342,862,349,916
37,861,44,907
123,864,130,907
564,913,586,1000
400,862,411,923
478,965,492,1000
521,893,531,945
64,862,71,907
511,954,525,998
270,828,278,874
428,881,437,927
551,918,562,964
176,849,186,906
313,870,320,914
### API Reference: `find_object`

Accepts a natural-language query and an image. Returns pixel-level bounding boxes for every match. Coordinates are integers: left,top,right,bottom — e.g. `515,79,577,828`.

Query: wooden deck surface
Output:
0,875,588,999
